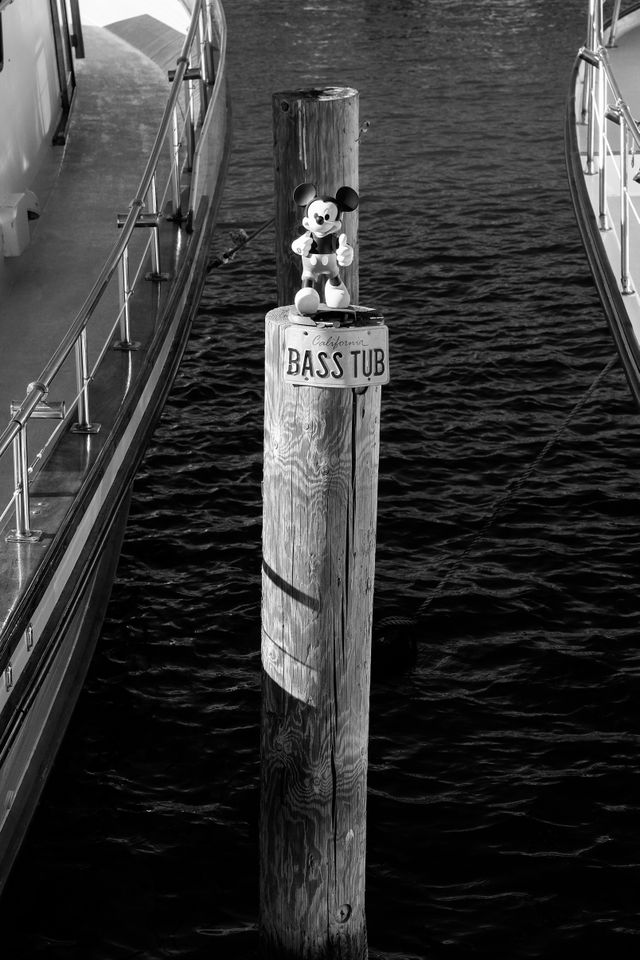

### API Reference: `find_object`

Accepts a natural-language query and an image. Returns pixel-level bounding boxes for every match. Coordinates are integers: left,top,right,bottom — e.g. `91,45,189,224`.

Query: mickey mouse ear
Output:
336,186,359,212
293,183,317,206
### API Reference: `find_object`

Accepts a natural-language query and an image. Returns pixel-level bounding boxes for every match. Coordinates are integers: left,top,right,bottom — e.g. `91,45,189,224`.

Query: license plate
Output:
283,324,389,388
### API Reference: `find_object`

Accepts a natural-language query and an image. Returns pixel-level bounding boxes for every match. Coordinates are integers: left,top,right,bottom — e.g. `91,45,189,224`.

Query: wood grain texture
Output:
273,88,359,307
260,306,380,958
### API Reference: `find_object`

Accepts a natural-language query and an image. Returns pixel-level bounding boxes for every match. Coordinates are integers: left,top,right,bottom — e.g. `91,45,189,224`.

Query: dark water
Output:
4,1,640,957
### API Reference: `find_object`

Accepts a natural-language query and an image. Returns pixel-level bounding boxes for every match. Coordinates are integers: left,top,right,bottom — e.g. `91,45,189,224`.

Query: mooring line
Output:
207,215,275,270
377,353,620,635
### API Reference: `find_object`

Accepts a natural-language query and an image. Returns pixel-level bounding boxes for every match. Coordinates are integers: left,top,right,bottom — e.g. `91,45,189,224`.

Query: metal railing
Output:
578,0,640,296
0,0,224,543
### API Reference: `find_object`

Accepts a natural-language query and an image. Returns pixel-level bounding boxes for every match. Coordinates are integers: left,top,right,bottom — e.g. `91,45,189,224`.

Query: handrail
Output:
0,0,224,540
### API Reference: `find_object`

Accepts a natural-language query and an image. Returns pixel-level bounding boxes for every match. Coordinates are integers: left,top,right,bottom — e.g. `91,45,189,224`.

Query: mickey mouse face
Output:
293,182,360,238
302,198,341,237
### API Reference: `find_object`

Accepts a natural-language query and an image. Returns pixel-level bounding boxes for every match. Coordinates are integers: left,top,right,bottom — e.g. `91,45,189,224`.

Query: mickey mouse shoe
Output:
324,279,350,308
294,286,321,316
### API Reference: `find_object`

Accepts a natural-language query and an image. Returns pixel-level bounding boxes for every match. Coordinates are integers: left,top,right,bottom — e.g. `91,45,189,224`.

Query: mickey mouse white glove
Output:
336,233,354,267
292,233,313,257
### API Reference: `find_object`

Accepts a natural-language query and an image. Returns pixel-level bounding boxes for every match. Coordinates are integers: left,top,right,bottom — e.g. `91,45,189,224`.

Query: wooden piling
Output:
260,304,380,959
260,85,380,959
272,87,359,306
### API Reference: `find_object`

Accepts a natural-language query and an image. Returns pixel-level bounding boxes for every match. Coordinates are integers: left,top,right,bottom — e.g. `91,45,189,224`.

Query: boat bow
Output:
566,0,640,401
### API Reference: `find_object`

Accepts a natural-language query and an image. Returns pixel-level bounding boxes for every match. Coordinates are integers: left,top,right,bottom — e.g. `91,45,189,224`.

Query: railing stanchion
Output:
587,79,596,173
621,116,633,294
186,79,195,171
6,426,41,543
205,0,215,99
16,429,31,538
171,106,182,219
608,0,622,47
114,245,140,350
198,2,209,118
598,54,608,229
71,330,100,433
580,59,590,124
121,245,131,340
148,174,161,275
585,0,598,171
587,76,596,172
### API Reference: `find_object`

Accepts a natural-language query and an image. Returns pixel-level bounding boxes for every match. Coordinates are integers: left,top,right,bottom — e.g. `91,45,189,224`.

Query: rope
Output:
207,215,274,270
376,353,619,634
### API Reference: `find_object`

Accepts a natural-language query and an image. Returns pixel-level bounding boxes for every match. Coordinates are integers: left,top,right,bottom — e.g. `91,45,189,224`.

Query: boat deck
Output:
0,13,186,512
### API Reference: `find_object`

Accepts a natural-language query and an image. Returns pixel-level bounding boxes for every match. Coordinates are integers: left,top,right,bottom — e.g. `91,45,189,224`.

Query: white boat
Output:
566,0,640,402
0,0,230,892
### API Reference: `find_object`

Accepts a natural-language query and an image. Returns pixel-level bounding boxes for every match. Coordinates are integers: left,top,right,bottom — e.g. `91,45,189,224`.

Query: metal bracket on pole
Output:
11,400,65,420
116,211,170,282
167,67,202,82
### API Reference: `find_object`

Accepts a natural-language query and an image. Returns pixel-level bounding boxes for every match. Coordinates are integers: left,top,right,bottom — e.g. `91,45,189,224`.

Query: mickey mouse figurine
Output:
291,182,359,316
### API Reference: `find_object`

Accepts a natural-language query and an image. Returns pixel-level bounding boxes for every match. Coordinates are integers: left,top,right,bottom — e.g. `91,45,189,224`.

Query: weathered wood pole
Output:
273,87,359,306
260,87,379,959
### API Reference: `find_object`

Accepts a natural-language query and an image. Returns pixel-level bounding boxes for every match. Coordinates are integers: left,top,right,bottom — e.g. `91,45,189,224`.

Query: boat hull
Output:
0,492,131,891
